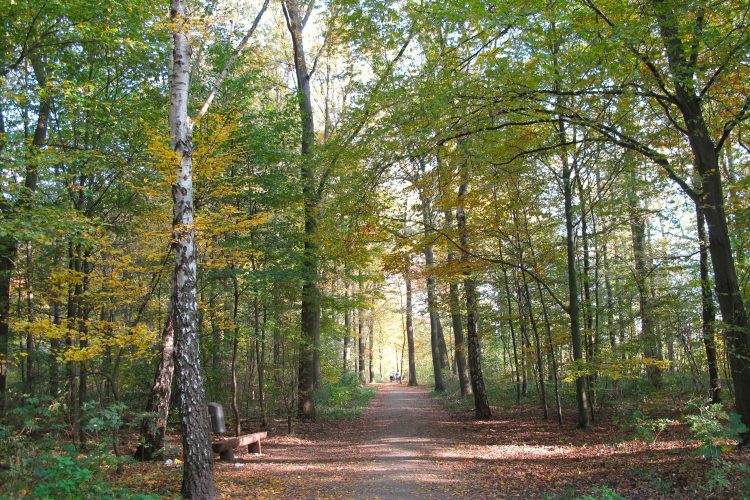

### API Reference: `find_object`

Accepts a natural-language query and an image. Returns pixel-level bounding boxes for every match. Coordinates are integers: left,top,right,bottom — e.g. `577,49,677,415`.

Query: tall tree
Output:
168,0,215,495
456,156,491,420
282,0,320,420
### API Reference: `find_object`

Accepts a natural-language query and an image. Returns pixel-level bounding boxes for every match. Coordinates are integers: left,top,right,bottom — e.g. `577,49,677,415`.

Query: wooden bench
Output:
212,432,267,462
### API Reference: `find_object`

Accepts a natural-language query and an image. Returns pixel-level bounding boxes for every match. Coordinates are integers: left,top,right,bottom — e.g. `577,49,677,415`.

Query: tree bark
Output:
653,0,749,440
0,55,50,410
134,316,175,461
696,203,721,403
456,164,491,420
343,282,351,372
405,272,418,386
562,157,590,429
368,316,375,383
500,251,521,404
358,295,366,385
445,210,471,397
628,170,661,387
231,277,241,437
257,304,267,427
169,1,216,495
283,0,319,420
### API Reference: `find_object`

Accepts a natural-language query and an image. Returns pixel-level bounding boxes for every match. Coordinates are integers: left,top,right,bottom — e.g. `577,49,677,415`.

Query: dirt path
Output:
222,383,468,498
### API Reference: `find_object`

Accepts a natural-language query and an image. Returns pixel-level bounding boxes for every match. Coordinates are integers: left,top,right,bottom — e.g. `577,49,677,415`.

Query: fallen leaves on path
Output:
115,384,750,499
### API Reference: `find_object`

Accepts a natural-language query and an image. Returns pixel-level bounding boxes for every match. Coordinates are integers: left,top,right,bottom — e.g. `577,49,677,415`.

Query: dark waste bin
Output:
207,402,226,434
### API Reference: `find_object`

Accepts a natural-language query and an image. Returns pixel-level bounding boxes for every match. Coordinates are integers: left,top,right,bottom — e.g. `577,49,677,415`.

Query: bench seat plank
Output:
212,432,267,461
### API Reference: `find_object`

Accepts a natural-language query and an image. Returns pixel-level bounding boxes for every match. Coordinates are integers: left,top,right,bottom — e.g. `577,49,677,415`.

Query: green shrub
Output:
613,407,674,443
684,401,748,461
683,401,749,494
314,373,376,420
0,399,156,499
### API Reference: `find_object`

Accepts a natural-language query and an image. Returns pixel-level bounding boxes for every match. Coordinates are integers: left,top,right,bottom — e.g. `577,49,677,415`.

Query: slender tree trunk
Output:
628,170,661,387
0,56,50,410
445,208,471,396
456,163,491,420
257,305,267,427
368,316,375,383
500,255,521,404
539,285,563,425
24,242,34,394
563,161,590,429
231,277,241,437
696,204,721,403
134,316,175,461
576,177,598,419
0,238,13,411
420,176,448,386
358,300,366,385
169,1,216,495
523,280,548,419
66,243,81,446
78,251,92,449
343,282,351,372
405,272,417,386
49,299,61,397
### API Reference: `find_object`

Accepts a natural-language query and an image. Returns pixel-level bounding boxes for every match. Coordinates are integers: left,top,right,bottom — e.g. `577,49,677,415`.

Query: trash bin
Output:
207,402,226,434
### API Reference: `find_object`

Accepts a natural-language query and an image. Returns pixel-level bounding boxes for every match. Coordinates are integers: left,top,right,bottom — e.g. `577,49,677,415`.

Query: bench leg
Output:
219,449,235,462
248,441,261,454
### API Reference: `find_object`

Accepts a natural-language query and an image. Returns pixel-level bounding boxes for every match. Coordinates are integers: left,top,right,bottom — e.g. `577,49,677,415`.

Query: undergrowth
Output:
314,373,377,420
0,396,157,499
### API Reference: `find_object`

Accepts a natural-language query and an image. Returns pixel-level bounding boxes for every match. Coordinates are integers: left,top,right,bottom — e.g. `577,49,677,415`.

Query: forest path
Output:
201,382,720,498
223,383,470,498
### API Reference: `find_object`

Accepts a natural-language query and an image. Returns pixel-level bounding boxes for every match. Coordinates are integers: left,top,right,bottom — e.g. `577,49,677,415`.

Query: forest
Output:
1,0,750,498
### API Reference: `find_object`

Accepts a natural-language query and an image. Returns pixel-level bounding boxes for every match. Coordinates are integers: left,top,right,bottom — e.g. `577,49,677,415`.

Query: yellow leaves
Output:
197,209,271,244
14,319,68,341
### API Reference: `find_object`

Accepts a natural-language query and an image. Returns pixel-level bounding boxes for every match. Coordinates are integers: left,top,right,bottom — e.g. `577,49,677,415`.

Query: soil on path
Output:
224,383,467,498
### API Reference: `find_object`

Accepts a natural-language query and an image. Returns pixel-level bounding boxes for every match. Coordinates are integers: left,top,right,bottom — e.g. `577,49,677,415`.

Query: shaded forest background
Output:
1,0,750,497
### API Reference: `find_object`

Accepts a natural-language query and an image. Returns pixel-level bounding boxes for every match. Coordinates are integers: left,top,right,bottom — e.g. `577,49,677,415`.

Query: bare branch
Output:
195,0,271,121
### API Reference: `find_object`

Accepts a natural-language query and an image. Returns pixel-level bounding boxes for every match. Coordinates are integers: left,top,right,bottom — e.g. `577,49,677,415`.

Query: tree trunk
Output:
563,162,590,429
66,243,81,446
49,299,61,398
343,282,351,372
0,237,13,412
283,0,319,420
0,56,50,410
78,251,92,449
576,177,598,419
134,316,175,461
24,242,34,394
169,1,216,495
445,209,471,397
500,253,521,404
655,1,749,440
456,165,491,420
257,304,267,427
405,272,418,386
628,170,661,387
696,203,721,404
368,316,375,383
523,279,548,419
358,300,366,385
231,277,241,437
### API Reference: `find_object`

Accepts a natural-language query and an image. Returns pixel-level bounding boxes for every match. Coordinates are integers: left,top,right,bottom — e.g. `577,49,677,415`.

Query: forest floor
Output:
118,383,750,498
